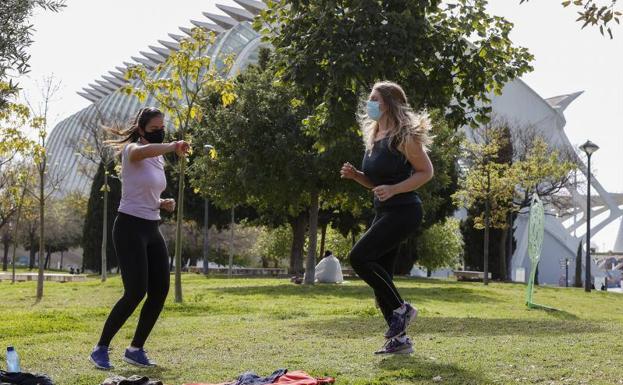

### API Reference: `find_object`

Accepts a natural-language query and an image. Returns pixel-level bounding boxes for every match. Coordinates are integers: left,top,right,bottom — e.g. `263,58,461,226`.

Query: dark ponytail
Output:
105,107,164,151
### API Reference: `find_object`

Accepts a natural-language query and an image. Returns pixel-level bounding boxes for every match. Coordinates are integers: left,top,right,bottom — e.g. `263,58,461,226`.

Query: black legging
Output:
348,203,422,325
97,212,170,348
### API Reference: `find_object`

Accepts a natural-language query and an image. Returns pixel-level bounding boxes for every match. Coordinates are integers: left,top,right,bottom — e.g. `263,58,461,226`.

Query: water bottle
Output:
6,346,21,373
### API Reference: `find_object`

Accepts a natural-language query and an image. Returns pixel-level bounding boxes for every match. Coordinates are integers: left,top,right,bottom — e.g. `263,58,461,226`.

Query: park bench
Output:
0,272,87,283
453,270,492,282
188,267,288,277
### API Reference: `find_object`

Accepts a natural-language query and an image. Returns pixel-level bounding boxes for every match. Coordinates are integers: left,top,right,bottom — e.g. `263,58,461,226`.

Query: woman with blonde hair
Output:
340,81,434,355
90,107,190,370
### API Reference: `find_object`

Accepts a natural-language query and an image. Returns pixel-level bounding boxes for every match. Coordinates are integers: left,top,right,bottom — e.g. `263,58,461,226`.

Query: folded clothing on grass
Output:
101,375,163,385
184,370,334,385
0,371,54,385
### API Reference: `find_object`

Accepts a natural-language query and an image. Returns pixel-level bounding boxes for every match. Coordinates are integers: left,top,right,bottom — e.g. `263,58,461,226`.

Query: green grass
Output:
1,275,622,385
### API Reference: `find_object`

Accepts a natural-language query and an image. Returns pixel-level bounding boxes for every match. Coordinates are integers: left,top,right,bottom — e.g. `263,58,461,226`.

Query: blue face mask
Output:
366,100,382,121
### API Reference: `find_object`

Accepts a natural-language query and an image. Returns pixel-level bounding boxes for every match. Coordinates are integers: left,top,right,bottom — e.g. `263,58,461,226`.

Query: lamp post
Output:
579,139,599,293
202,144,214,276
565,258,569,287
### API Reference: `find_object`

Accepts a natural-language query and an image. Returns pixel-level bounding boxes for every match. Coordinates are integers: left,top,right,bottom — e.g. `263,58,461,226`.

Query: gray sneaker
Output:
374,337,414,355
384,302,418,339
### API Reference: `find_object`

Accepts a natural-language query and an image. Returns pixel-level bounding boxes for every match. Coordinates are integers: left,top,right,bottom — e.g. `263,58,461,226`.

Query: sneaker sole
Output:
89,355,113,370
374,345,414,355
123,355,156,368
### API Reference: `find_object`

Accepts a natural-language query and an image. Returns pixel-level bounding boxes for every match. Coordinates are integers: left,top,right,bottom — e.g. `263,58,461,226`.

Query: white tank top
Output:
117,143,167,220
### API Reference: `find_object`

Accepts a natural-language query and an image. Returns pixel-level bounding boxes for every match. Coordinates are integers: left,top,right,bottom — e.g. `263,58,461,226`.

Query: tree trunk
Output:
427,268,432,277
507,213,514,280
44,249,51,270
289,212,307,275
499,226,508,281
37,166,45,301
575,240,583,288
2,233,9,271
483,199,490,286
319,223,327,259
60,251,64,270
28,229,36,270
101,171,109,282
304,191,319,285
174,159,186,303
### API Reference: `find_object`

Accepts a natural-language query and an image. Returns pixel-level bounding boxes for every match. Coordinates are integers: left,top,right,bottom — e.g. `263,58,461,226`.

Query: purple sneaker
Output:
89,345,113,370
374,337,414,355
123,348,156,367
384,302,418,339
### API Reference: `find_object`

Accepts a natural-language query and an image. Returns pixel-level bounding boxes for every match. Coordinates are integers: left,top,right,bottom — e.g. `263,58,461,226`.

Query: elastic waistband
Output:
375,201,422,213
116,211,160,225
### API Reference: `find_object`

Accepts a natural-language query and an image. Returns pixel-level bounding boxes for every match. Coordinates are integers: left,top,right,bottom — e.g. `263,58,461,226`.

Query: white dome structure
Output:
46,0,267,194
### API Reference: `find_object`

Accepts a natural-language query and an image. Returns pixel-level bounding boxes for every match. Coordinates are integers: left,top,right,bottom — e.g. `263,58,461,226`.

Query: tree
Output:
417,217,464,276
252,226,292,268
258,0,533,283
71,111,117,281
24,75,64,301
42,193,86,270
453,124,516,284
190,49,324,276
0,0,65,107
455,121,577,282
122,27,236,303
520,0,620,38
82,161,120,273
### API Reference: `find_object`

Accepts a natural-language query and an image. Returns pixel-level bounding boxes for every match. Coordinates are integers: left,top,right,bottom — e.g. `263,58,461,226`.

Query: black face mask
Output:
142,129,165,144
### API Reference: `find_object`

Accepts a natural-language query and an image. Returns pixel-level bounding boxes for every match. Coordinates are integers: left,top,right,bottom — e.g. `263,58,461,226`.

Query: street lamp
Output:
202,144,214,276
565,258,569,288
579,139,599,292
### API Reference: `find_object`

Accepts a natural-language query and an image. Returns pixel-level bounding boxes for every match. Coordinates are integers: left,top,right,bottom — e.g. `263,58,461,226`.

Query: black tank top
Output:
361,136,421,208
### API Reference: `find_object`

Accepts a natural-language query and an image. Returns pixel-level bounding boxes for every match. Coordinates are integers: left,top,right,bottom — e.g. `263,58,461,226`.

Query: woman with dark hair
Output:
341,81,434,355
89,107,190,370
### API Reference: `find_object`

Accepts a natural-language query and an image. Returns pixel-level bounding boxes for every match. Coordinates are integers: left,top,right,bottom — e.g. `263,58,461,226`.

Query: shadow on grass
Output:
204,284,501,304
298,316,604,339
372,354,489,385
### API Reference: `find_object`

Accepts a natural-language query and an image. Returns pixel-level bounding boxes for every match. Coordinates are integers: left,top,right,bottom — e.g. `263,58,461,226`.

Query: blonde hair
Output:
358,81,433,157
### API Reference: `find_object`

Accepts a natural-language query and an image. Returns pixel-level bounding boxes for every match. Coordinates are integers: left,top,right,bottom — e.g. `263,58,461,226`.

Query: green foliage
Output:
44,192,86,255
0,0,65,107
252,226,292,268
190,50,317,217
453,125,516,230
258,0,534,129
319,225,354,262
521,0,620,38
82,162,120,272
416,217,464,273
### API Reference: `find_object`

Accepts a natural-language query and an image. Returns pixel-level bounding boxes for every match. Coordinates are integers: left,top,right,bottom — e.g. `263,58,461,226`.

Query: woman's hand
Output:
174,141,191,157
160,198,176,213
372,185,396,202
340,162,359,180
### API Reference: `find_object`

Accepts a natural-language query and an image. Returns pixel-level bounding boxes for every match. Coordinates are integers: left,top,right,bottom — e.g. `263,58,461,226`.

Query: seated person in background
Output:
315,250,344,284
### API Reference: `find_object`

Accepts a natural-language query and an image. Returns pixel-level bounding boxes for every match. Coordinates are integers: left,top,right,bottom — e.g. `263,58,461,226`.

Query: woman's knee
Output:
123,287,147,306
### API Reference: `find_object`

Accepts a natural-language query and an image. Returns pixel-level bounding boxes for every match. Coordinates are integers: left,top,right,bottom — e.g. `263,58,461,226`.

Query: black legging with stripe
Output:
97,212,170,348
348,203,422,325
